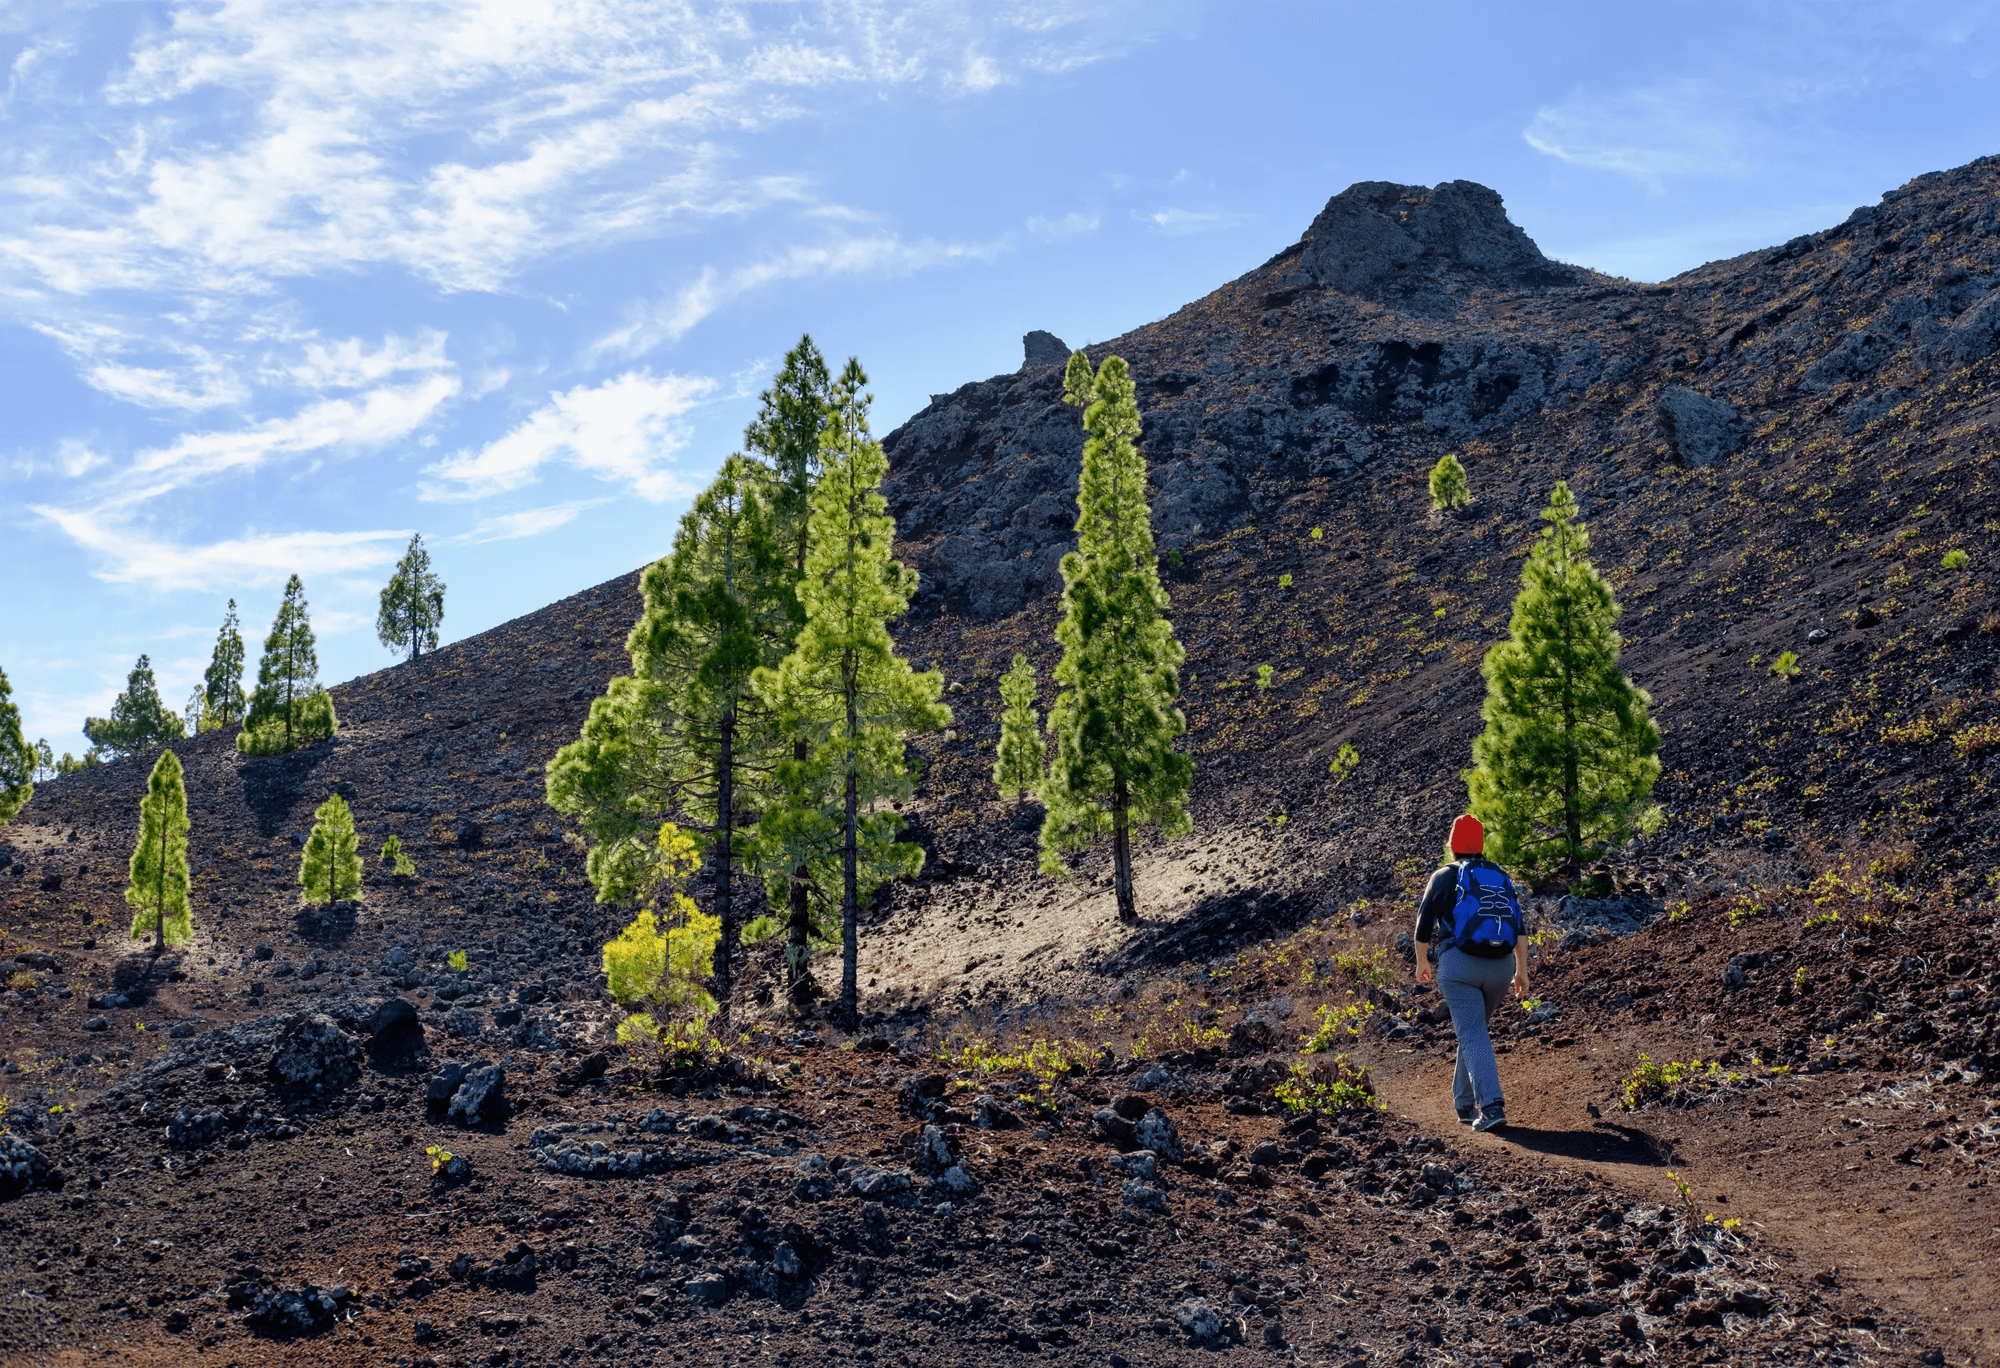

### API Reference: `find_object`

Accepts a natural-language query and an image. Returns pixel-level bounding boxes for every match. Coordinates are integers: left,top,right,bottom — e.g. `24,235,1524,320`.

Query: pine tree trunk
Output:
713,706,735,1023
1112,775,1137,924
154,817,166,952
785,735,813,1006
841,709,859,1031
1563,694,1581,877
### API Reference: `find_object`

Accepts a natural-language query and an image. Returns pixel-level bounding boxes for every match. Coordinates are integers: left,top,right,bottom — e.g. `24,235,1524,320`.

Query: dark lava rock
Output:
167,1107,228,1147
226,1277,354,1334
266,1013,361,1090
1022,330,1069,370
368,996,424,1061
1656,386,1746,467
685,1270,728,1308
1294,179,1576,301
426,1062,466,1107
447,1063,507,1126
0,1134,50,1198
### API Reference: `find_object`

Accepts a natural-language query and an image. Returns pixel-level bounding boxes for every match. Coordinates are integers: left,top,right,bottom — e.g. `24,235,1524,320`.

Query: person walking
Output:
1413,814,1529,1133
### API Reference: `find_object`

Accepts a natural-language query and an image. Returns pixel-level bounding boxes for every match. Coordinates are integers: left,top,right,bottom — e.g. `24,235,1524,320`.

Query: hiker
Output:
1413,814,1529,1133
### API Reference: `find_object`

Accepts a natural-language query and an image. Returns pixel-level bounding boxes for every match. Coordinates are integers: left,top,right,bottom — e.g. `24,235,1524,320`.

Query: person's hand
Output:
1416,961,1433,985
1512,971,1530,998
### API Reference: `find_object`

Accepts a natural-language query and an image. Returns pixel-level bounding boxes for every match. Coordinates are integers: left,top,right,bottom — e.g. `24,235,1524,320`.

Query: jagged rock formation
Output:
883,162,2000,623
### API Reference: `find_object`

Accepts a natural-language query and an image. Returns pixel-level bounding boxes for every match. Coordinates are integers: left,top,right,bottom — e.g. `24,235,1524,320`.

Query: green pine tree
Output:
33,739,56,785
1039,352,1192,924
547,455,792,1022
1429,452,1470,511
379,834,416,876
754,359,952,1027
0,667,33,825
84,655,185,760
376,534,446,663
126,749,192,949
1466,481,1662,877
241,576,338,754
203,600,248,726
993,653,1045,805
743,334,836,1004
299,792,362,904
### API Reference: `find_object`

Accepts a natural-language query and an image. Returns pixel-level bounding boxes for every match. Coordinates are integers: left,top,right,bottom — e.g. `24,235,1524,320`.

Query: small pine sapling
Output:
1277,573,1293,589
1771,650,1801,678
125,750,192,950
1328,743,1359,781
1429,452,1471,511
299,792,362,904
447,949,468,972
992,654,1045,805
1256,664,1274,690
1942,548,1970,570
380,835,415,876
602,823,720,1036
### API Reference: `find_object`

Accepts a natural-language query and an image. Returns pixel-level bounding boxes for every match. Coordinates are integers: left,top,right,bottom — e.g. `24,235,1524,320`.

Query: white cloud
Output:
1142,207,1246,236
449,499,607,544
592,231,1011,358
117,374,461,502
287,329,452,390
1523,82,1754,190
424,371,716,502
30,508,411,592
1027,211,1099,239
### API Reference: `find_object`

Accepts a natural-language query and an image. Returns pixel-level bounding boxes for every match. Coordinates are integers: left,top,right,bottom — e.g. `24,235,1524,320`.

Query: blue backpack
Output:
1447,861,1523,959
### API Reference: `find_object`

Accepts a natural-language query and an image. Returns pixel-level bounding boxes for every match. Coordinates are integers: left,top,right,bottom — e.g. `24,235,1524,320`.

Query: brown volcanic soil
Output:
2,159,1999,1366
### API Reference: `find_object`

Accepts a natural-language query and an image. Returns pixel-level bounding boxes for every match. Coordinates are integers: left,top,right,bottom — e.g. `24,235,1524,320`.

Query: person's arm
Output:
1511,935,1530,997
1413,868,1452,984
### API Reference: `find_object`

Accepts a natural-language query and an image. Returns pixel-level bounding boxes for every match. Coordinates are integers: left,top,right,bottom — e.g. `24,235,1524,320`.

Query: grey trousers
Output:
1437,946,1514,1112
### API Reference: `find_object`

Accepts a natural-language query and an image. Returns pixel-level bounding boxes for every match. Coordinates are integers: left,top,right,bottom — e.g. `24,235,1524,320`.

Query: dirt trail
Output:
1367,1026,2000,1365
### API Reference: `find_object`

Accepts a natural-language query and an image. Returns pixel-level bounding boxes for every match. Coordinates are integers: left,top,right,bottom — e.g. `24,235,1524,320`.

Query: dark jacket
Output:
1413,855,1512,961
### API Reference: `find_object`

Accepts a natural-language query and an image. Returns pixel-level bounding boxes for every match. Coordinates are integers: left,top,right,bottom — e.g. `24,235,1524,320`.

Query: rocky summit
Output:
1,157,1999,1367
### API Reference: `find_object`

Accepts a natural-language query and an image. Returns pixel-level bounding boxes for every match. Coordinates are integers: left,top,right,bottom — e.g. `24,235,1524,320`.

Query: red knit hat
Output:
1449,814,1485,855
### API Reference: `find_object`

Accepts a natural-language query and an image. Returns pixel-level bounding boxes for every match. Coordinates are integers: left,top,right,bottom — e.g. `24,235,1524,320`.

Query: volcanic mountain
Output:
0,159,1995,1366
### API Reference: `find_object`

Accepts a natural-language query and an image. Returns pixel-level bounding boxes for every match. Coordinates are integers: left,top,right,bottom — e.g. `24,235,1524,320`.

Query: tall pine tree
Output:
84,655,185,760
376,534,446,663
203,600,248,726
754,359,951,1027
300,792,362,904
126,749,192,950
242,576,338,754
547,455,792,1022
1466,481,1661,877
993,653,1044,805
1039,352,1192,924
744,334,835,1003
0,666,33,825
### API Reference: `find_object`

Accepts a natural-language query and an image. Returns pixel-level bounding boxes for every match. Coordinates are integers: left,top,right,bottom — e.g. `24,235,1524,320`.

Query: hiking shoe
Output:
1455,1106,1478,1126
1473,1106,1508,1133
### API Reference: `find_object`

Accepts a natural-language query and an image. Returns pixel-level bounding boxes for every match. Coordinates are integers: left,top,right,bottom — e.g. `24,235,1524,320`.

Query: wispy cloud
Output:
1141,207,1246,236
121,374,462,504
423,370,716,502
592,231,1012,359
448,499,608,544
1027,211,1099,240
1523,81,1754,190
29,510,411,592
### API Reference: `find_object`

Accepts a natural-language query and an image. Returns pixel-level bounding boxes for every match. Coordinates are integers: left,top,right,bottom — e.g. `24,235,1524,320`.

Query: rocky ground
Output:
2,157,1999,1366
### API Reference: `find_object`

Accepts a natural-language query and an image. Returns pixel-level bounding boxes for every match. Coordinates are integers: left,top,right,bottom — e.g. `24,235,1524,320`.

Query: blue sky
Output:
6,0,1998,755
